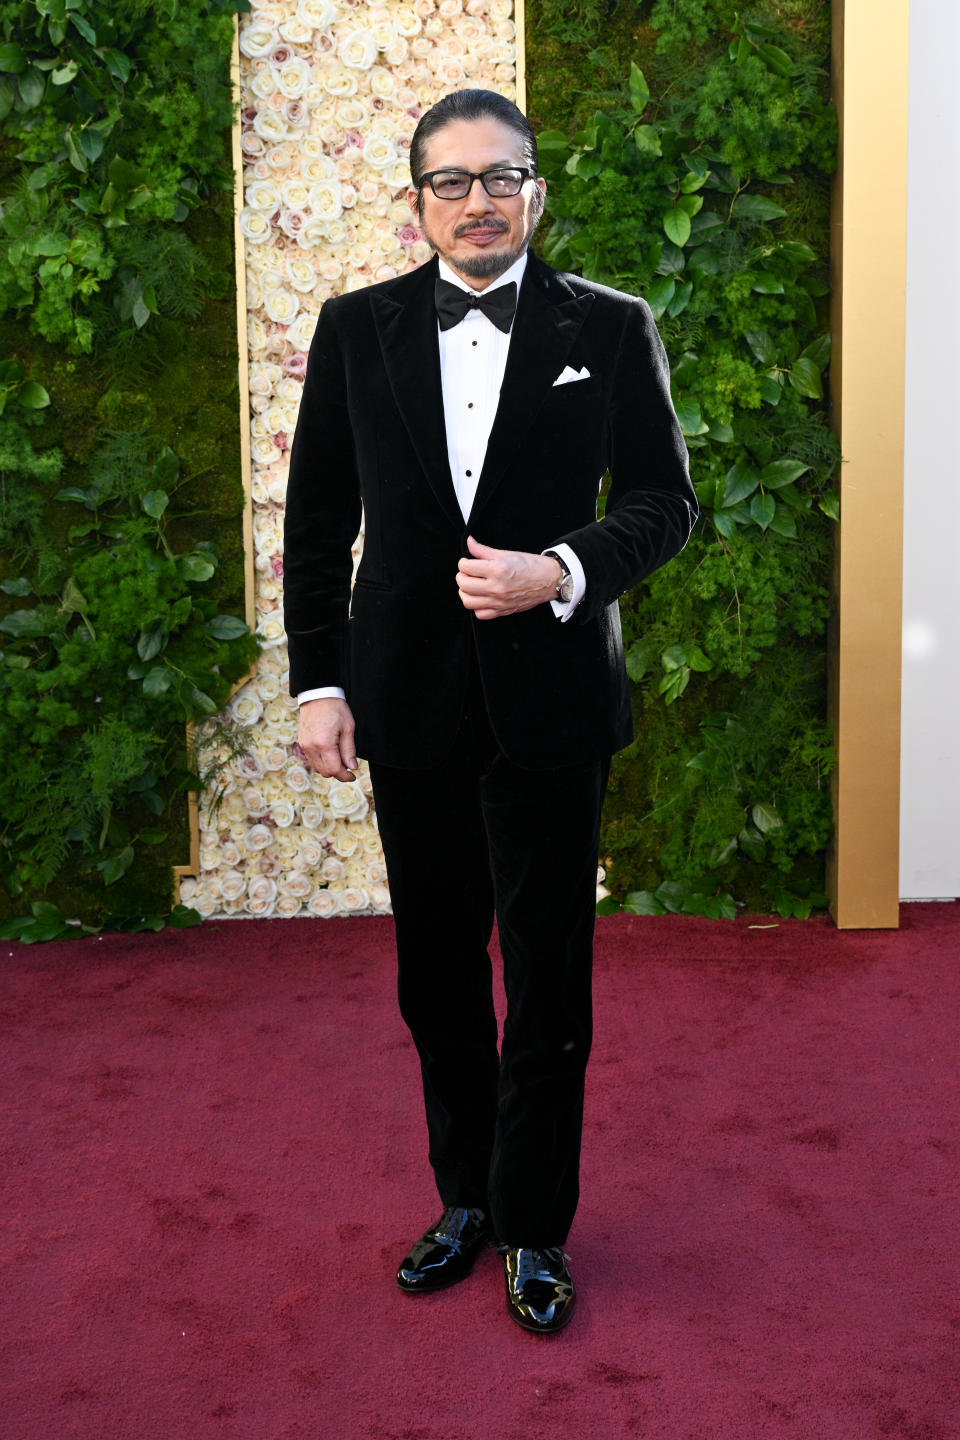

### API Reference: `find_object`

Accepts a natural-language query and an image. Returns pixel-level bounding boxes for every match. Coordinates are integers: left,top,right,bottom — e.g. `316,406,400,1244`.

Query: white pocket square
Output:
552,365,591,386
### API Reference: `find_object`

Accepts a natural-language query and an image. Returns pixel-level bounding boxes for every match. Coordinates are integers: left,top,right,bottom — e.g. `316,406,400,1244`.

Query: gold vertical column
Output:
827,0,910,927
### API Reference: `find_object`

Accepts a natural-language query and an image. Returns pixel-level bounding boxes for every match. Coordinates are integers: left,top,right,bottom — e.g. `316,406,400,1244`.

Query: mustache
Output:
454,220,510,237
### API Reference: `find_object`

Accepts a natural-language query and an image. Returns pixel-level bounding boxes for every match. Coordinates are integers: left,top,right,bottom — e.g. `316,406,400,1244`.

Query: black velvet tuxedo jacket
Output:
283,251,697,771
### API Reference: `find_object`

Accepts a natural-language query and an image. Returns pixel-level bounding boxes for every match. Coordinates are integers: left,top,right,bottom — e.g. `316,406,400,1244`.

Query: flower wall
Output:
178,0,519,920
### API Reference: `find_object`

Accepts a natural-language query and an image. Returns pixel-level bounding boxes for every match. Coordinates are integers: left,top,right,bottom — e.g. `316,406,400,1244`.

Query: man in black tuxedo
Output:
284,89,696,1333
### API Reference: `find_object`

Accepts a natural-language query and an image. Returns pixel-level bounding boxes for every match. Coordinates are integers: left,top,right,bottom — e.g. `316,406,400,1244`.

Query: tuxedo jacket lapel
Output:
370,256,464,534
470,255,594,523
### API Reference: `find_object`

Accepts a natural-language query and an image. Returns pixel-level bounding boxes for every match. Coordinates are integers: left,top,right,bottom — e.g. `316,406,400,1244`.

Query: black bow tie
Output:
435,278,518,334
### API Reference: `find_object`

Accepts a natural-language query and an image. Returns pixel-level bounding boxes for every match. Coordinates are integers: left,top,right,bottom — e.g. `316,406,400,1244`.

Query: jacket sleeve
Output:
282,298,362,696
552,295,698,623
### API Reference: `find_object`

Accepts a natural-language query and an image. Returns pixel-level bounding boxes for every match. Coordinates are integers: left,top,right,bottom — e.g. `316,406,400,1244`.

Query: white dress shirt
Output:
298,253,586,704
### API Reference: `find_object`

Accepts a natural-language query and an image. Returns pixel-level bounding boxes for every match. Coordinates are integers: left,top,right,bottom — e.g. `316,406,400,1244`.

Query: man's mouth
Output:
457,225,509,246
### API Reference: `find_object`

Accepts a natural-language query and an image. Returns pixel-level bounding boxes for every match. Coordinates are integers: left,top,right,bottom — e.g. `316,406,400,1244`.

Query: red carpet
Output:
2,906,958,1440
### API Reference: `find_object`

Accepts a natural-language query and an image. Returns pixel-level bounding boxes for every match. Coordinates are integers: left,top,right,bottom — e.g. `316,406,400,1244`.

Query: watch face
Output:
559,574,575,603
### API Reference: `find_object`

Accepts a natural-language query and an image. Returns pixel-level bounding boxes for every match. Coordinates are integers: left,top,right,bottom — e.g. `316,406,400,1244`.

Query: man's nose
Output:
462,176,496,212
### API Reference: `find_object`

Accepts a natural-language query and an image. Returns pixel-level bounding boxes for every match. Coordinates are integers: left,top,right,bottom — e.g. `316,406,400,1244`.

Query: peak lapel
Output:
370,258,464,533
469,257,594,523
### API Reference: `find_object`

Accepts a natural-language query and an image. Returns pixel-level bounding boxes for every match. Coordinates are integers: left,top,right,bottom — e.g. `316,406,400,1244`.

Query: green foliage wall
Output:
528,0,838,918
0,0,255,940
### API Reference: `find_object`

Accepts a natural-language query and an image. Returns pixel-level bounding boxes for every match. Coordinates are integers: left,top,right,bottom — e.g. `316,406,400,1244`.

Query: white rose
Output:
279,16,314,45
221,870,247,902
245,824,274,853
362,136,398,171
296,215,329,250
278,57,311,98
389,159,412,189
297,0,337,28
253,109,289,143
284,311,318,350
339,28,377,69
368,66,396,100
190,885,219,918
327,781,366,819
281,871,314,898
319,856,346,884
239,22,277,58
272,894,301,917
324,69,359,96
244,893,277,917
300,802,327,831
284,256,317,292
240,209,272,243
179,876,198,902
307,889,342,917
263,404,287,434
231,691,264,726
294,838,325,869
364,860,389,886
242,785,268,816
257,614,287,647
395,6,422,36
266,473,288,505
263,288,300,324
338,886,370,912
369,883,392,912
385,38,409,66
270,799,296,828
308,178,343,220
281,179,311,211
282,764,310,794
241,131,266,160
256,674,282,704
332,829,361,859
250,69,278,100
252,436,281,465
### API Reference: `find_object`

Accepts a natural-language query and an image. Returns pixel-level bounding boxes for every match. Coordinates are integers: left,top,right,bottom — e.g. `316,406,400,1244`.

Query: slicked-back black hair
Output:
409,88,538,188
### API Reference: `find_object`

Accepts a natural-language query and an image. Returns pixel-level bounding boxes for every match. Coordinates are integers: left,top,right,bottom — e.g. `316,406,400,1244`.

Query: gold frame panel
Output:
827,0,909,927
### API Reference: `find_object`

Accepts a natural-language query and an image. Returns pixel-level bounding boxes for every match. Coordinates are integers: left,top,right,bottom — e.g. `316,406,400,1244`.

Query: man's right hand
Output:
298,697,358,781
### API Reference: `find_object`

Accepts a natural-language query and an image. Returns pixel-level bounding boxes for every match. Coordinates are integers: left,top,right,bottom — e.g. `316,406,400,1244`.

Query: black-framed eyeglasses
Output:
418,167,536,200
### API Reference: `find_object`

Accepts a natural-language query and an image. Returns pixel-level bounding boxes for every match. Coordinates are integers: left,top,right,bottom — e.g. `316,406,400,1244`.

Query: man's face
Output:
408,116,546,290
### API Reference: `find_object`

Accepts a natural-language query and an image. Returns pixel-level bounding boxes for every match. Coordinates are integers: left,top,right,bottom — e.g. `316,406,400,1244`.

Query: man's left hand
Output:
456,535,561,620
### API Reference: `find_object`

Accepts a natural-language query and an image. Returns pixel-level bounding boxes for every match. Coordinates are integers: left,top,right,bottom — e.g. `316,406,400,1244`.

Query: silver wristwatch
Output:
544,550,575,604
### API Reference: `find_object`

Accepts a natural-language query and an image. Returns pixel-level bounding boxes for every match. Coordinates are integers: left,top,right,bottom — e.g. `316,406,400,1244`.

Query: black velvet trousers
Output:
369,661,609,1247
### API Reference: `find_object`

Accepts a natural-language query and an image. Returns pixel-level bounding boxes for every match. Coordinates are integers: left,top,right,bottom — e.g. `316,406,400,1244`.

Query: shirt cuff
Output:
544,542,586,623
297,687,346,705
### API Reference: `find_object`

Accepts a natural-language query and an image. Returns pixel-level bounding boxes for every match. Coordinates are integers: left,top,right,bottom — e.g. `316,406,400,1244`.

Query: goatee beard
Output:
422,225,529,282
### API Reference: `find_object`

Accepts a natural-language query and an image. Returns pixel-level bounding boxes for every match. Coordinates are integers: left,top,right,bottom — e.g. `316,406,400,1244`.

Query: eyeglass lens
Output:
430,169,525,198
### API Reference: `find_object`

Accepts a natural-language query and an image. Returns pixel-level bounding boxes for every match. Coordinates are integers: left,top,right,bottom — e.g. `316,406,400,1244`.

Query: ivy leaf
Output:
738,826,766,862
623,891,666,916
644,275,675,320
575,152,603,180
761,458,810,489
103,49,131,83
596,896,622,916
800,333,832,370
732,194,787,223
767,504,798,538
748,329,777,365
142,666,172,697
101,846,135,885
0,609,48,638
687,646,712,673
206,614,249,641
750,493,776,530
18,381,50,409
758,373,782,405
712,509,738,539
663,207,691,247
708,419,734,443
0,43,27,73
758,43,794,77
65,129,87,173
52,61,79,85
658,667,690,704
679,169,708,194
167,904,203,929
633,125,662,156
137,626,167,662
721,460,760,507
18,68,46,108
661,643,688,672
628,61,650,113
189,685,218,715
751,801,783,833
666,280,693,318
674,397,708,435
818,491,840,521
178,553,216,583
1,577,31,596
142,490,169,519
69,11,97,43
751,272,784,294
79,129,105,163
789,357,823,399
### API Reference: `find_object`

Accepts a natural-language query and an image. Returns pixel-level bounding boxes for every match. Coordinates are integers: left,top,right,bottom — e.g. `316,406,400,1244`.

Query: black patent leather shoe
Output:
501,1245,576,1333
396,1206,491,1292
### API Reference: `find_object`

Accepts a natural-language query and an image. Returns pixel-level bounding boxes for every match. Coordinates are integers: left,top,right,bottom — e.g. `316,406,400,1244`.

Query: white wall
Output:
899,0,960,897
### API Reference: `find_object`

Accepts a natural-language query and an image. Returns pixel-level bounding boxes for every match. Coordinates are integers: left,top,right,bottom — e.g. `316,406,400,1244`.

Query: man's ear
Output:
407,185,420,218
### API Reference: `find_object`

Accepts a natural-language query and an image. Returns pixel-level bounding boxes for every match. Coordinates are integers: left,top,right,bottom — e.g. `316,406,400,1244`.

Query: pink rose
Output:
282,351,308,377
271,555,284,578
345,130,364,148
397,225,424,248
275,432,289,451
